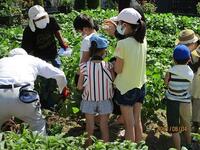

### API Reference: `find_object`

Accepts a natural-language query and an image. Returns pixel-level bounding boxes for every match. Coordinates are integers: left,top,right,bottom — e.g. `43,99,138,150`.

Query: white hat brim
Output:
110,16,118,22
33,12,48,20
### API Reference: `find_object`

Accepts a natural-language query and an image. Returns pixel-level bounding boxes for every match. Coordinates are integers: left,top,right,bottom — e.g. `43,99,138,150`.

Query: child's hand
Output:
103,19,117,37
164,72,170,86
58,47,72,57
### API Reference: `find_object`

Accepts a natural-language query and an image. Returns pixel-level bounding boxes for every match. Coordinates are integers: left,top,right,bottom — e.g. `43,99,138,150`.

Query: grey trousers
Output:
0,87,46,135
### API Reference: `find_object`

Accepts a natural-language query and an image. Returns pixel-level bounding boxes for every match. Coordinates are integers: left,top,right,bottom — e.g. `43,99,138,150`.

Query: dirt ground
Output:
2,109,200,150
45,109,200,150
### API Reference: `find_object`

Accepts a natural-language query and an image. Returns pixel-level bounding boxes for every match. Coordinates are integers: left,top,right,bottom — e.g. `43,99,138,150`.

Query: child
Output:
73,14,99,86
164,45,194,150
113,8,147,142
73,14,99,63
77,34,114,145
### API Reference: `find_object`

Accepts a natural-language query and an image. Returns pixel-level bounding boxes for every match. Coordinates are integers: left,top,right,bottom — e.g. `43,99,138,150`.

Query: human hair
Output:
89,41,104,57
198,39,200,45
73,14,99,31
118,0,145,22
175,58,190,65
127,19,146,43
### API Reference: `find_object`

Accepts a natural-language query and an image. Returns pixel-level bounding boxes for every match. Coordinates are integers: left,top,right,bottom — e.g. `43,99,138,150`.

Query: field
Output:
0,9,200,149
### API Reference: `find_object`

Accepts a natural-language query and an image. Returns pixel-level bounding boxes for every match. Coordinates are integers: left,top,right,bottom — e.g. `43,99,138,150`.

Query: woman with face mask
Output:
21,5,70,110
113,8,147,143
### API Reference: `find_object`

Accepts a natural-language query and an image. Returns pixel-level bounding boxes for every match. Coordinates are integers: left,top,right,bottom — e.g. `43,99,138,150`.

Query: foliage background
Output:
0,9,200,149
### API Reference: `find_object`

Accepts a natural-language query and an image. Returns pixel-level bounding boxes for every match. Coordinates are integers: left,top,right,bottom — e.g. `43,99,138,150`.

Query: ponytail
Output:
93,20,99,31
89,41,98,57
130,19,146,43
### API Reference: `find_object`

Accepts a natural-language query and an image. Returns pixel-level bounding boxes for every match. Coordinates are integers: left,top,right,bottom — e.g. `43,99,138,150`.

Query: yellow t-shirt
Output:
114,37,147,95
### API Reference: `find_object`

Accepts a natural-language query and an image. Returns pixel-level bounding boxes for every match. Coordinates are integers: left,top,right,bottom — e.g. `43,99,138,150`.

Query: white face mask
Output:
35,18,49,29
116,24,126,35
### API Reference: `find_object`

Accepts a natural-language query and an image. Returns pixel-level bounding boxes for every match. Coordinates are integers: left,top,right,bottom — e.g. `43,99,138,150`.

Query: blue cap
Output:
90,34,108,49
173,44,190,61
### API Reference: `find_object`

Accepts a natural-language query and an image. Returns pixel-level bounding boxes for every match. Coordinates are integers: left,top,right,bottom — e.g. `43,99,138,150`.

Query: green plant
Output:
34,0,44,6
74,0,86,11
47,123,63,135
0,10,200,149
197,2,200,15
0,1,21,17
87,0,100,9
142,2,156,14
59,0,74,6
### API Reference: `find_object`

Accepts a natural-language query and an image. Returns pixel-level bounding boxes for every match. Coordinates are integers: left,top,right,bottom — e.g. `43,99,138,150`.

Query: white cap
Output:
9,48,28,57
28,5,49,32
113,8,141,24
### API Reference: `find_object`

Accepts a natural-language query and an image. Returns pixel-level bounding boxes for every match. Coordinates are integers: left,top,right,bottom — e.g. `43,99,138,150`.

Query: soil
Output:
2,109,200,150
46,109,200,150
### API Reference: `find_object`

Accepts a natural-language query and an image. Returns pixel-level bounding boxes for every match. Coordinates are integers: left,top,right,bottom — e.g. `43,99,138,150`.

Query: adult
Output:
191,45,200,133
175,29,200,133
22,5,68,67
0,48,68,135
21,5,69,109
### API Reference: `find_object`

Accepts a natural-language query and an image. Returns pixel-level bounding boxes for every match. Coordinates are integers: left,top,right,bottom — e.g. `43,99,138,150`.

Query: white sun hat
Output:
111,8,142,24
28,5,49,32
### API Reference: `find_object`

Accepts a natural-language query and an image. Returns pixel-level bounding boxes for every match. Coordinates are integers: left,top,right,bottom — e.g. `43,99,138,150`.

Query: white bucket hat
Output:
28,5,49,32
111,8,141,24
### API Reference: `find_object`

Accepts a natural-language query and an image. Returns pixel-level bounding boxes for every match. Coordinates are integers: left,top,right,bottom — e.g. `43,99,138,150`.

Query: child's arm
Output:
164,72,170,86
54,31,68,49
80,52,90,63
110,68,116,80
77,72,84,91
114,57,124,74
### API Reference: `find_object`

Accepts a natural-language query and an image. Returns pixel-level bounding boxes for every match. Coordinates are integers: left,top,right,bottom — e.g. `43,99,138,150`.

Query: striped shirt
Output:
80,61,114,101
165,65,194,103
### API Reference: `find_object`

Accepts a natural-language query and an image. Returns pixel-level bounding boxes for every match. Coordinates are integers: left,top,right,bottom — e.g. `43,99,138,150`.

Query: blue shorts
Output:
80,100,113,115
115,84,146,106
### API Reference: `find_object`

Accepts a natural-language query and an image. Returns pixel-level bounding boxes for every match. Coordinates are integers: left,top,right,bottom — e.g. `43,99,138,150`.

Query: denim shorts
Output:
80,100,113,115
115,84,146,106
